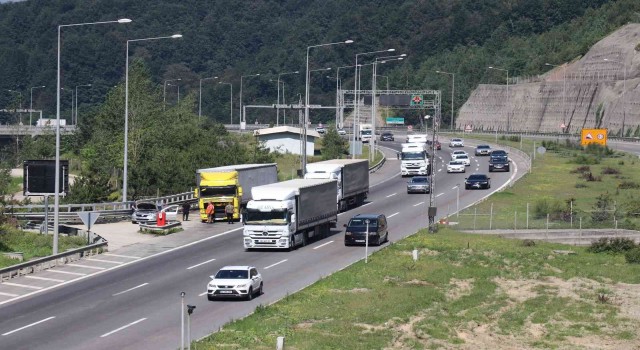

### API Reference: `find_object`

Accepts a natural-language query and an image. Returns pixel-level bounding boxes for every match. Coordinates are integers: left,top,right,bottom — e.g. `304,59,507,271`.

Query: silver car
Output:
131,202,161,224
407,176,431,194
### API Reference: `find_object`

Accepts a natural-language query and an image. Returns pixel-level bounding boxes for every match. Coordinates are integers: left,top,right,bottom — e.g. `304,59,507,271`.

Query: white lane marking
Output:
264,259,288,270
2,316,55,336
388,212,400,218
361,202,373,207
0,227,243,306
0,292,19,297
100,318,147,338
2,282,42,290
199,291,208,297
86,259,123,264
451,186,458,190
438,168,442,172
385,193,397,198
436,193,444,197
112,283,149,297
103,253,141,259
413,202,424,207
187,258,217,270
47,270,87,276
66,264,106,270
25,276,65,283
313,241,334,250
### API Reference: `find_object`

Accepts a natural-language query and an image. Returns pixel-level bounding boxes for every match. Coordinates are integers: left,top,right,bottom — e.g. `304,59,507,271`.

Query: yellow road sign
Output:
581,128,607,146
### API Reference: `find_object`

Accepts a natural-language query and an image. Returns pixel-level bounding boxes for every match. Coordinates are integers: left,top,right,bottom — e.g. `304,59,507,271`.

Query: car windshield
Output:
491,150,507,156
244,208,288,225
452,139,462,142
449,161,463,165
410,177,429,184
453,151,465,155
348,218,378,227
457,155,469,159
468,175,487,181
215,269,248,279
477,145,490,149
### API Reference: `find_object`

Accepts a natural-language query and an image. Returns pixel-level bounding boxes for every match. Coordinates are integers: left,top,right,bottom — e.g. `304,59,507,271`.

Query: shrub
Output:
618,181,640,189
522,239,536,247
582,172,601,182
574,155,600,165
588,237,637,254
601,167,620,175
575,183,588,188
570,165,591,174
625,248,640,264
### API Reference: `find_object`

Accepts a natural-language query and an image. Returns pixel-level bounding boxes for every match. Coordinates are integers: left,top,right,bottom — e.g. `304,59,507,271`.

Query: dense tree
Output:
320,127,348,160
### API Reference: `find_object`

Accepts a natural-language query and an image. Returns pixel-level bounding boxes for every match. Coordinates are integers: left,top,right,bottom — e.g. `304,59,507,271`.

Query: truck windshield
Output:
200,185,236,197
401,152,426,160
245,209,288,225
361,130,372,135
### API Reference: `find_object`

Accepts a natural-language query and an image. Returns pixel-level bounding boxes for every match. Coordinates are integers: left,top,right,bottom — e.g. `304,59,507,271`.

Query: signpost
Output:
407,125,413,132
77,211,100,244
580,128,607,146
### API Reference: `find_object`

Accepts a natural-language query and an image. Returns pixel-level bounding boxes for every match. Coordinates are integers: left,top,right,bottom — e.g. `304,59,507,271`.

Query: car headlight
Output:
236,283,249,289
345,232,352,236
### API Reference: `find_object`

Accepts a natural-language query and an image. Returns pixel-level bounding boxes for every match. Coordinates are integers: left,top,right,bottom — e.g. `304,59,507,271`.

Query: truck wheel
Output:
288,236,296,251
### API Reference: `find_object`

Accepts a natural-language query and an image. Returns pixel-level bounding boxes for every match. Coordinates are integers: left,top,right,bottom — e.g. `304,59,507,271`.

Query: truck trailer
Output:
304,159,369,212
243,179,338,250
196,164,278,222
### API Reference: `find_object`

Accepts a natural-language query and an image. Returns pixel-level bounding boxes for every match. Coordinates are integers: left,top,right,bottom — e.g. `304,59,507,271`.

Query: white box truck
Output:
400,143,430,176
243,179,338,250
304,159,369,212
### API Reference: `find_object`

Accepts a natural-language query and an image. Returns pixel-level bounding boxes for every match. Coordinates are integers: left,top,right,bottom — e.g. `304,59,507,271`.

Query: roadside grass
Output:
8,176,22,194
452,136,640,230
0,224,86,268
196,228,640,349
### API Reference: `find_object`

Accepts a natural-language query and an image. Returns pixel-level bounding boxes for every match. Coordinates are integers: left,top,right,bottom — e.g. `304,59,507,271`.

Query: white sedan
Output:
451,150,468,160
337,129,347,136
449,138,464,147
455,154,471,166
447,160,466,173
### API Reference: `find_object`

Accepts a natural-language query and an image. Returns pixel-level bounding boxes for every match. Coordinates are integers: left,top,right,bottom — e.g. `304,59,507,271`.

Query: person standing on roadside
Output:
181,202,191,221
206,201,215,223
225,203,234,224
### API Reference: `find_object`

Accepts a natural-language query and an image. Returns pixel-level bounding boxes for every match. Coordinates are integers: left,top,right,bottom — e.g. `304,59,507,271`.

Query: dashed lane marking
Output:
313,241,334,250
100,318,147,338
112,283,149,296
386,193,397,198
388,212,400,218
264,259,288,270
187,258,217,270
2,316,55,336
413,202,424,206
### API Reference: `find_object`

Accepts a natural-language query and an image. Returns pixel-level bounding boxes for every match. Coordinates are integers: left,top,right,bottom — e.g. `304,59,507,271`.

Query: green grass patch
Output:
195,228,640,349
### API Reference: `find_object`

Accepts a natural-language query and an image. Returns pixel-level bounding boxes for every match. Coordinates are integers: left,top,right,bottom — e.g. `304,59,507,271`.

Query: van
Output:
344,213,389,246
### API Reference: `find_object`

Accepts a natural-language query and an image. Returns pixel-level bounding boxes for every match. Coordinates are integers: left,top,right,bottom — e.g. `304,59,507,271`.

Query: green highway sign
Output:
386,117,405,124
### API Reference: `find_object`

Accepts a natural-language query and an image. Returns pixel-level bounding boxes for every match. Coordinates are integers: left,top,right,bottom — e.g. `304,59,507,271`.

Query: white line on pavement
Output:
199,291,208,297
103,253,141,259
112,283,149,297
436,193,444,197
385,193,397,198
2,282,42,290
264,259,288,270
2,316,55,336
361,202,373,207
451,186,458,190
187,258,217,270
100,318,147,338
313,241,334,250
25,276,65,283
66,264,106,270
388,212,400,218
86,259,123,264
47,270,87,276
413,202,424,206
0,292,19,297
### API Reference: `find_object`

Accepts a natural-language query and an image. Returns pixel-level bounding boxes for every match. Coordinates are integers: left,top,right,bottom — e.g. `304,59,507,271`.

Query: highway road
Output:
0,137,530,350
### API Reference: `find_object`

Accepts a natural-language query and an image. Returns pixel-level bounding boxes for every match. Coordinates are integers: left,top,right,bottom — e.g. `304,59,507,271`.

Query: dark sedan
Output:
464,174,491,190
380,132,394,141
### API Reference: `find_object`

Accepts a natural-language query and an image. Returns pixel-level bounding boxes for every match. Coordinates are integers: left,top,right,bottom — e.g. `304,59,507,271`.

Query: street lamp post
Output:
425,115,437,231
218,82,233,124
435,70,455,131
364,218,370,263
74,84,92,125
276,70,299,125
351,48,394,159
123,34,182,203
604,58,627,136
55,18,132,255
370,55,405,162
199,76,218,120
30,85,45,126
454,184,460,218
240,73,261,128
336,65,358,128
163,78,181,111
304,39,353,175
488,66,509,132
545,63,567,133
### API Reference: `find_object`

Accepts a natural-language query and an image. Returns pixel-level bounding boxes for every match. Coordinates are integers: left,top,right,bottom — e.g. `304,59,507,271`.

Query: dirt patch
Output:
447,278,475,301
328,288,370,293
403,279,433,286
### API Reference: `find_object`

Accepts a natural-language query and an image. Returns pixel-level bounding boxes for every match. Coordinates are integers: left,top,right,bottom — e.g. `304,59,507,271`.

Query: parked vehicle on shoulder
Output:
131,202,162,224
465,174,491,190
207,265,263,301
475,144,491,156
449,138,464,147
447,160,466,173
380,131,394,141
406,176,431,194
344,214,389,246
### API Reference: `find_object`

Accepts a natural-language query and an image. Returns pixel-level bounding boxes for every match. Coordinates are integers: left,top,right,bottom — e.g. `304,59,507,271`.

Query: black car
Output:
489,150,508,158
407,176,431,194
475,145,491,156
344,214,389,246
380,132,394,141
465,174,491,190
489,156,510,172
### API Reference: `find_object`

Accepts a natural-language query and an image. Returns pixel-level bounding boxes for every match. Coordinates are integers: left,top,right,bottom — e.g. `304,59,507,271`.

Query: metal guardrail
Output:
369,149,386,173
0,238,108,282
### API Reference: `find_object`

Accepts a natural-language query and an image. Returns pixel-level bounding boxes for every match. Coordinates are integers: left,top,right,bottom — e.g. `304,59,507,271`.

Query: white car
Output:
451,150,468,160
455,154,471,166
337,129,347,136
315,126,326,134
207,265,263,301
449,138,464,147
447,160,466,173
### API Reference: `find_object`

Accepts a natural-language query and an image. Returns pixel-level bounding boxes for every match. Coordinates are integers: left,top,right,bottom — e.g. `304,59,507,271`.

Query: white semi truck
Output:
243,179,338,250
400,143,430,176
304,159,369,212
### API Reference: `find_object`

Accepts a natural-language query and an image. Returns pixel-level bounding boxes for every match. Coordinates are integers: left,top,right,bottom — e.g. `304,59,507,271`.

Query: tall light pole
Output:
488,66,509,132
425,115,437,231
454,184,460,218
124,34,182,203
304,39,353,174
163,78,181,111
336,64,358,129
375,75,389,121
435,70,455,131
351,48,394,159
371,55,405,161
74,84,92,125
239,73,261,128
276,70,299,125
545,63,567,133
199,76,218,120
55,18,132,254
30,85,45,126
218,82,233,124
604,58,627,136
